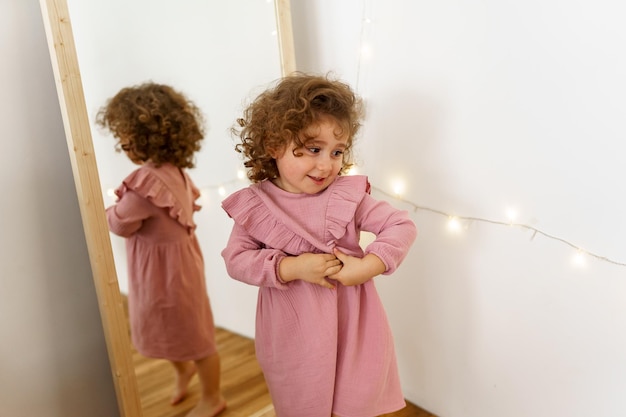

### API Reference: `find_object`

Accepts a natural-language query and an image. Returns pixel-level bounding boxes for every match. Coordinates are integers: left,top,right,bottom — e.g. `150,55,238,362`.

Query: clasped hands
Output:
278,249,386,289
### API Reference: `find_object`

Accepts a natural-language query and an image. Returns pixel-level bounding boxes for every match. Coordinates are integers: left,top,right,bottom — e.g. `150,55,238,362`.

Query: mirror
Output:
39,0,295,415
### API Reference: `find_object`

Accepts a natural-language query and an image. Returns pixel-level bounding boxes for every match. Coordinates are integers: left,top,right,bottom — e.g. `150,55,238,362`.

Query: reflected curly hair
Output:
232,72,363,182
96,82,204,168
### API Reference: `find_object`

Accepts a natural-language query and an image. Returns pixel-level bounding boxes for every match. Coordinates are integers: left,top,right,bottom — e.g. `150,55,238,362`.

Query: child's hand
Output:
328,249,386,286
278,253,342,289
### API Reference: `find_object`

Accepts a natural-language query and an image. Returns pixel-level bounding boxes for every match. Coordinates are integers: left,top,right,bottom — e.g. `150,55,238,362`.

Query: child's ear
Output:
267,145,284,159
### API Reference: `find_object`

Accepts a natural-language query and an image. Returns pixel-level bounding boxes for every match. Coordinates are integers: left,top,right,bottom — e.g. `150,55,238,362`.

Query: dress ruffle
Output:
325,176,369,246
115,166,199,233
222,188,319,254
222,176,370,253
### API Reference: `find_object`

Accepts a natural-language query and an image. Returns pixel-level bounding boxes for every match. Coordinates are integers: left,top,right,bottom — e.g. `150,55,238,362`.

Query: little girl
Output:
97,83,226,417
221,73,417,417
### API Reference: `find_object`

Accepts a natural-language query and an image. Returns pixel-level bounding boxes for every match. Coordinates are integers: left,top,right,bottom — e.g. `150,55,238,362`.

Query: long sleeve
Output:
106,190,153,237
221,223,290,289
356,193,417,275
106,163,199,238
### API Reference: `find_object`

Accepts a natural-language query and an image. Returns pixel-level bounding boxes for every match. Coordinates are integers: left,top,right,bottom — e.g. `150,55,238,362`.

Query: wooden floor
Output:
134,328,274,417
132,327,436,417
125,293,436,417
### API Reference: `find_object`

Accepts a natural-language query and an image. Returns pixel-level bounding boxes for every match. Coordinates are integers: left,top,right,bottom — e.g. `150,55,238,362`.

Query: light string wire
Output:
194,2,624,269
196,177,626,268
349,4,625,268
354,0,372,94
371,185,626,268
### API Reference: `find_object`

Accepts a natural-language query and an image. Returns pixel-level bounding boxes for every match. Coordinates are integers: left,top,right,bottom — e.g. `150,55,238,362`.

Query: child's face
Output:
272,117,348,194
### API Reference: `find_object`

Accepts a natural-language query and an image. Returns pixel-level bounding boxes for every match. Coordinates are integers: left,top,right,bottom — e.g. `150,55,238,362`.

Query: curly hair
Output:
232,72,364,182
96,82,205,168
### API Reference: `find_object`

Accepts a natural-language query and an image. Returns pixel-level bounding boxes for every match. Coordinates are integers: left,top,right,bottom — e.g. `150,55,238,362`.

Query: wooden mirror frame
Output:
38,1,295,415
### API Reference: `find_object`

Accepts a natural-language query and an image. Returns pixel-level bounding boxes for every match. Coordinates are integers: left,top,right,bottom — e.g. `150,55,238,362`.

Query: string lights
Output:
171,174,626,270
346,5,625,269
106,172,624,268
371,186,626,268
102,9,624,270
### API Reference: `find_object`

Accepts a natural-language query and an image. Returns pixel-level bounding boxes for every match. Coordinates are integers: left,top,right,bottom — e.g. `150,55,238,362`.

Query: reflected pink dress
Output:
221,175,417,417
107,162,216,361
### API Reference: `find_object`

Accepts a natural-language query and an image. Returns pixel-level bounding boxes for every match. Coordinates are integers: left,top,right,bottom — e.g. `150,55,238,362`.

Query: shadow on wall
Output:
364,89,483,409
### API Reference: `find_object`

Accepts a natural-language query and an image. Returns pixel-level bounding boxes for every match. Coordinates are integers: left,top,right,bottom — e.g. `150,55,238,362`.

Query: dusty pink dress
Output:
221,175,417,417
107,162,216,361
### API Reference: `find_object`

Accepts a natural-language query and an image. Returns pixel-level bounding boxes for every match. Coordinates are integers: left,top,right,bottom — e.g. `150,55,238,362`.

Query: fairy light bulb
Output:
218,186,226,197
106,188,116,198
571,250,587,268
391,179,405,196
447,216,462,233
237,169,246,180
506,207,518,223
347,166,359,176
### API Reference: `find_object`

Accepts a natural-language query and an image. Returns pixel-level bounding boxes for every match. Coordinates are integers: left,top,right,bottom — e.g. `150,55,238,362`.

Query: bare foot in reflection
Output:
185,397,227,417
171,361,197,405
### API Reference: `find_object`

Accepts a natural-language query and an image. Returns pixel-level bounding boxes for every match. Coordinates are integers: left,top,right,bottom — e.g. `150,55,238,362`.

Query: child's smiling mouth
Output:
308,175,326,185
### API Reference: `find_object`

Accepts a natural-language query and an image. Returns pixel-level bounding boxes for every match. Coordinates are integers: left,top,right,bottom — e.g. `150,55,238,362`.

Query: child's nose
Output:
317,155,332,171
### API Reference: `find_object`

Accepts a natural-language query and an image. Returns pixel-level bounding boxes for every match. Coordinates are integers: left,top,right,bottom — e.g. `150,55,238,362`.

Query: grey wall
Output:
0,1,119,416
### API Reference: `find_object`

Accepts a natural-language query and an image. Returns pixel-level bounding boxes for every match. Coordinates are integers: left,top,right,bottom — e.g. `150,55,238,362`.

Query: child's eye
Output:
332,150,344,157
307,147,321,154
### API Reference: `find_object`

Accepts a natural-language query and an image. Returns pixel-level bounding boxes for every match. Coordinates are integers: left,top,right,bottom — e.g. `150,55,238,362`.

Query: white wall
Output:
14,1,626,415
291,1,626,417
0,1,119,416
66,0,284,338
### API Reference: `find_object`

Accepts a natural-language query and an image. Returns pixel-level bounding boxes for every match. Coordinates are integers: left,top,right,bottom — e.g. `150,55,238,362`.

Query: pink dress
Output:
107,162,216,362
221,175,417,417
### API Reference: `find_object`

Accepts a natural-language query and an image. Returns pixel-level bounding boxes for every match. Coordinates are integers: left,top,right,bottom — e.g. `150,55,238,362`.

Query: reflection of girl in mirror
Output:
222,73,417,417
97,83,226,417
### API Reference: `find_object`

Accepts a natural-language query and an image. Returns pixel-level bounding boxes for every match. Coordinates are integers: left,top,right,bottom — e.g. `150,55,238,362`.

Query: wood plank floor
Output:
132,327,437,417
124,295,436,417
